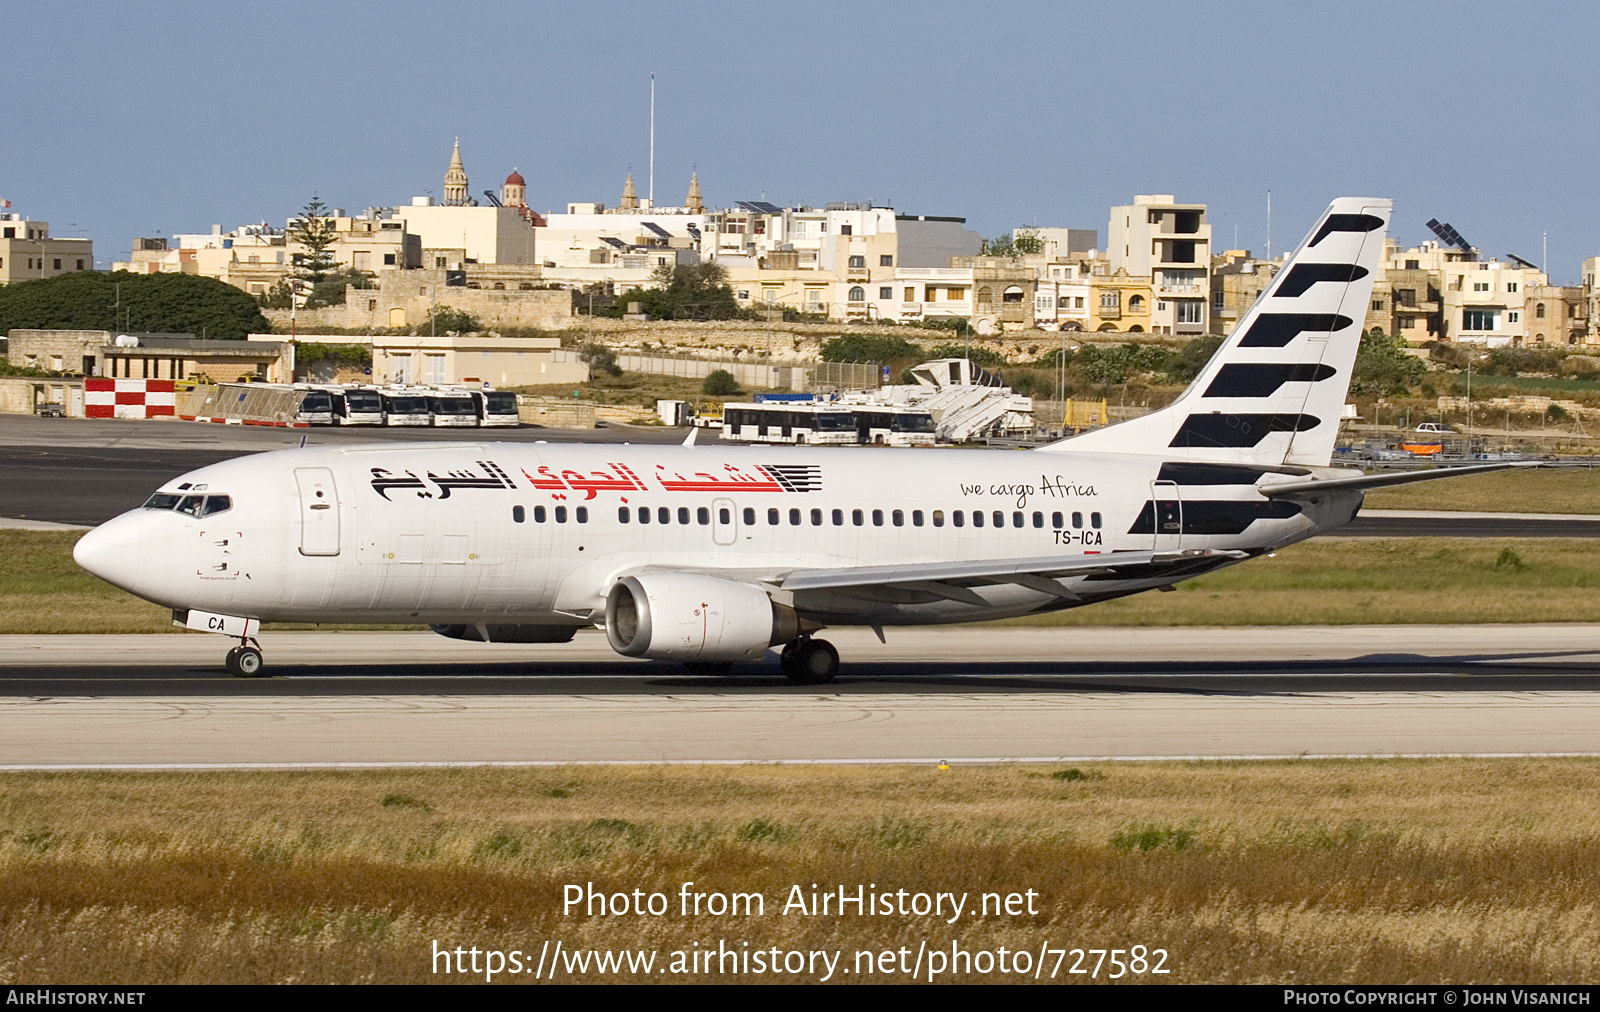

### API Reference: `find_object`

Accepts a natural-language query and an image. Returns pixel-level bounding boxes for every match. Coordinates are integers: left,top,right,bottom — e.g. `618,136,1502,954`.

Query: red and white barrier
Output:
84,378,176,419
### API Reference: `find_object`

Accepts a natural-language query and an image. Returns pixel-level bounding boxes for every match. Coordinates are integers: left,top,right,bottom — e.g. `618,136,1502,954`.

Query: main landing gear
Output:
780,637,839,685
225,639,265,678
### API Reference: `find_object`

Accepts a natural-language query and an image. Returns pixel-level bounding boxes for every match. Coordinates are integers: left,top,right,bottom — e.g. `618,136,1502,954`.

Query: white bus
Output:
379,390,432,426
426,390,479,427
720,402,859,445
331,387,385,426
471,390,520,427
852,407,938,447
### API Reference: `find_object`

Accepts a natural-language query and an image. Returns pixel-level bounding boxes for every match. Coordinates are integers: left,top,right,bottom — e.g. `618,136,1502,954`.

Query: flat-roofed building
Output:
0,216,94,285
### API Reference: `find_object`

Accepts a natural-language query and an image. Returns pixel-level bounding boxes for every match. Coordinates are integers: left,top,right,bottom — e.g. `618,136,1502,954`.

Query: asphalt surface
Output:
4,627,1599,697
5,628,1600,764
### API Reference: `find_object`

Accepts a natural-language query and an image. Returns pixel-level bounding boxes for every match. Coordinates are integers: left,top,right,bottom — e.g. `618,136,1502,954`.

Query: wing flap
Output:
777,548,1248,594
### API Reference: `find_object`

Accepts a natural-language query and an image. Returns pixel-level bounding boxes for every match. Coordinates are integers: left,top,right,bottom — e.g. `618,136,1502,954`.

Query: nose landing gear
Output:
780,637,839,685
225,639,265,678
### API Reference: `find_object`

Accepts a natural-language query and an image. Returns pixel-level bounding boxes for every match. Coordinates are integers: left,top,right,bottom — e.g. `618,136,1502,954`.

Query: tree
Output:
637,262,739,320
1351,329,1426,395
819,334,923,363
288,196,339,290
426,305,478,334
0,270,269,339
303,268,375,311
1013,229,1044,255
702,369,741,396
579,342,622,380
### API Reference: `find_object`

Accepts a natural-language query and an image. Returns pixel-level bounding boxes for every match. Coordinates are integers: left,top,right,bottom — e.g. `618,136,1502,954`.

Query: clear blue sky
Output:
5,1,1596,282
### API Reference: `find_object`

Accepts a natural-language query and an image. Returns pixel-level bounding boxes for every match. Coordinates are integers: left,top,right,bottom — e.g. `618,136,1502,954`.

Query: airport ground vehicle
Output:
75,198,1534,683
332,388,385,425
720,401,860,445
472,390,520,427
378,391,431,426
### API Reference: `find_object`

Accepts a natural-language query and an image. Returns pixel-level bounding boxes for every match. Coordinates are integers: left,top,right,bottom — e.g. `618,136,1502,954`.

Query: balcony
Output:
845,267,870,281
900,302,923,316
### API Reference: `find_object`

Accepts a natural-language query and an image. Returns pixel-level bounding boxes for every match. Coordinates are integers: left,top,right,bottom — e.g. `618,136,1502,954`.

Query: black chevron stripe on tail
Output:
1309,213,1386,247
1237,313,1354,348
1170,413,1319,448
1203,363,1338,398
1275,263,1369,298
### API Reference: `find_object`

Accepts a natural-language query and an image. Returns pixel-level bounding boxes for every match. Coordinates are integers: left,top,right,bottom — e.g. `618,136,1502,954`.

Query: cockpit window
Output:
145,493,231,515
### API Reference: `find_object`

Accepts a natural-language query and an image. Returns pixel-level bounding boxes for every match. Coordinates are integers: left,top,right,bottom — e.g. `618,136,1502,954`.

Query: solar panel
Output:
1506,253,1539,271
601,237,628,249
737,200,783,214
642,222,672,238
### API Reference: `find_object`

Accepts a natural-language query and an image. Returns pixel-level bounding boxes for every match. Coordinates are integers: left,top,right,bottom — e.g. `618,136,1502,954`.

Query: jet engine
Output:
430,624,578,643
605,574,798,662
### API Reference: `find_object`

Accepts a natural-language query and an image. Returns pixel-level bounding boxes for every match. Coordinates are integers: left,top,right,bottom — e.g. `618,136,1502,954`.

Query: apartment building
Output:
1107,195,1210,335
0,216,94,285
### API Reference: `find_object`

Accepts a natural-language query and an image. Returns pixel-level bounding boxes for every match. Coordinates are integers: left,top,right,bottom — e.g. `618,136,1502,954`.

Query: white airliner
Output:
73,197,1526,682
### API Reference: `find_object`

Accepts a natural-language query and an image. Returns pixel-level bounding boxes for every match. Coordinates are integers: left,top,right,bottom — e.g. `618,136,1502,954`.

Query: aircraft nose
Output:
73,512,143,591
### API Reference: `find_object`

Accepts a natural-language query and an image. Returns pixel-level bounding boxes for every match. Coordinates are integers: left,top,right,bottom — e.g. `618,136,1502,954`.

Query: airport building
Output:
0,216,94,286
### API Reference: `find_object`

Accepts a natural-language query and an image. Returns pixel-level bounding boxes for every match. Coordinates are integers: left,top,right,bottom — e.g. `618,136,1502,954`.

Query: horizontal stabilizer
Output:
1258,461,1541,499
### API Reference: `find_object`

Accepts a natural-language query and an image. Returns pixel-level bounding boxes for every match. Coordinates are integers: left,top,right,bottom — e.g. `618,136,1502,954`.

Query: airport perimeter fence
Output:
600,350,882,393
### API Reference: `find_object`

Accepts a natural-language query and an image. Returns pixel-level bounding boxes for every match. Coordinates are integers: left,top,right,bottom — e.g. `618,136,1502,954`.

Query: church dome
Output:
505,169,525,186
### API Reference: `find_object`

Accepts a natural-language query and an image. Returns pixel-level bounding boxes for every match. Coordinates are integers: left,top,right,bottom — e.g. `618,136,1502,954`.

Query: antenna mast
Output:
649,74,655,206
1265,190,1272,261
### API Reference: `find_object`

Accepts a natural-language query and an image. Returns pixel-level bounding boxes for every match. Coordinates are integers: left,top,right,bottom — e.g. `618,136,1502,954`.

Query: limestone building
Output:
0,216,94,285
1106,195,1210,335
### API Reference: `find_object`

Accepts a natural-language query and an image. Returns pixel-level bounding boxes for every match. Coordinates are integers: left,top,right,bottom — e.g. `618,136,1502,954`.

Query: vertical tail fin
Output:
1040,197,1392,466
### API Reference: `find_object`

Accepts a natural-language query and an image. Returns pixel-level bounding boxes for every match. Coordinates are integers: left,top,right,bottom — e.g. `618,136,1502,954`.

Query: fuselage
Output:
73,441,1361,631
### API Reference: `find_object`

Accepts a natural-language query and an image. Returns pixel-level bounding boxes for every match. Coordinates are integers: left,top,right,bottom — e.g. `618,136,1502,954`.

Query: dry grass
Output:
2,762,1599,983
1008,537,1600,626
1362,467,1600,514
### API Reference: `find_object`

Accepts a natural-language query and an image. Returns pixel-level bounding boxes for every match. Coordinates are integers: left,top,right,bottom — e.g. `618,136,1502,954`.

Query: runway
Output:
5,626,1600,766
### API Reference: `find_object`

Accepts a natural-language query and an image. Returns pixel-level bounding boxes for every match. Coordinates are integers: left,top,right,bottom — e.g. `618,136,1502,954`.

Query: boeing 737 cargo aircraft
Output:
73,197,1527,682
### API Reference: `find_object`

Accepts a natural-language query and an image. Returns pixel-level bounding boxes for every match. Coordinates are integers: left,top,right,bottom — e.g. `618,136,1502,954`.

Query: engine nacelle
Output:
605,574,797,662
430,623,578,644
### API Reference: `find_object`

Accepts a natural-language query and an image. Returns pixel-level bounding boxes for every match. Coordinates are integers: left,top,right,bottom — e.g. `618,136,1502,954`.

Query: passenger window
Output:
872,509,884,526
832,509,844,526
931,510,944,528
639,507,651,524
1032,511,1043,528
852,509,864,526
555,506,568,523
912,510,923,527
200,496,232,517
810,508,822,526
1091,512,1102,528
952,510,964,527
534,506,547,523
513,505,525,523
742,507,754,525
176,496,203,516
790,508,802,526
618,506,630,523
576,507,588,524
972,511,984,528
659,507,670,524
1013,512,1024,528
678,507,690,525
769,508,781,525
721,508,733,525
1072,512,1083,529
697,507,710,525
893,510,905,527
1052,512,1063,529
994,511,1005,528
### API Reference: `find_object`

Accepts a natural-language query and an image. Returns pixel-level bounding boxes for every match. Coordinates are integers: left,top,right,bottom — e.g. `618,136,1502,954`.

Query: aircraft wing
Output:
775,548,1249,604
1258,460,1542,499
